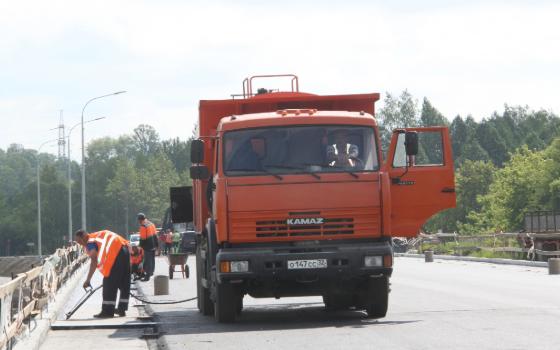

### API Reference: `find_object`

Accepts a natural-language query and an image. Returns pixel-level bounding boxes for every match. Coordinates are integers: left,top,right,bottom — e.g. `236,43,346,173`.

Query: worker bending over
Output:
75,229,131,318
138,213,157,281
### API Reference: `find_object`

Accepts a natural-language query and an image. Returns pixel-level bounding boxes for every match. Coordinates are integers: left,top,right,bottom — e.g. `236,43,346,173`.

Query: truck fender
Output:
205,218,219,267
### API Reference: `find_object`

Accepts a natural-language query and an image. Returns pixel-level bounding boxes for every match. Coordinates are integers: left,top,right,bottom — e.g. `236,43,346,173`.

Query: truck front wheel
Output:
214,282,238,323
364,276,389,319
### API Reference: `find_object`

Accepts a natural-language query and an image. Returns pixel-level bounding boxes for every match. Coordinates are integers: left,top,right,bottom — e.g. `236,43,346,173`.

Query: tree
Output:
424,160,496,233
161,138,191,173
450,116,467,161
420,98,448,127
133,124,160,156
464,146,549,232
378,90,420,155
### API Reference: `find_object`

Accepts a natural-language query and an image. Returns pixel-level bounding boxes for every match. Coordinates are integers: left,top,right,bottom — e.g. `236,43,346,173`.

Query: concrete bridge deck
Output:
29,255,560,350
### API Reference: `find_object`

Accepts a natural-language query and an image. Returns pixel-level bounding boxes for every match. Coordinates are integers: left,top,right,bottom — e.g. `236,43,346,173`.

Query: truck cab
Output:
180,75,455,322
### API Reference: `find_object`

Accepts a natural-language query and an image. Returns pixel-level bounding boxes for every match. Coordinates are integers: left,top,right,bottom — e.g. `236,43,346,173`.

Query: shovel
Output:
65,285,102,320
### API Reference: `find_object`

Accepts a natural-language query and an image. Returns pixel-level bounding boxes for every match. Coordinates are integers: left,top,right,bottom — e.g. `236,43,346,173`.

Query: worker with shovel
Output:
75,229,131,318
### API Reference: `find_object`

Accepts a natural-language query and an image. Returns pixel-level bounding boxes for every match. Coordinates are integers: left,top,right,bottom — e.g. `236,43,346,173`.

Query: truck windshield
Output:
223,125,378,176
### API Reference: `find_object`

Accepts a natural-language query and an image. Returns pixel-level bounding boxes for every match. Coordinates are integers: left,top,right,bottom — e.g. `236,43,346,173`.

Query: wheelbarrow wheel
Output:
169,265,174,279
185,265,190,279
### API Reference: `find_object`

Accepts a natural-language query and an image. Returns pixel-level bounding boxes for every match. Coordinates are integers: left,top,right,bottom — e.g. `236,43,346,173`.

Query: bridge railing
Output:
0,244,87,350
400,232,560,260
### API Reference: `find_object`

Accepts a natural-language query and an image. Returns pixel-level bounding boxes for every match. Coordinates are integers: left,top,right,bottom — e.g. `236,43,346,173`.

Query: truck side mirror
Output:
190,165,209,180
405,131,418,156
191,139,204,163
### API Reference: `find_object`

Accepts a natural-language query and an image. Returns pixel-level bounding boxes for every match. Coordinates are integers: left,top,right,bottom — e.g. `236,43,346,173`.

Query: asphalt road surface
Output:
137,256,560,350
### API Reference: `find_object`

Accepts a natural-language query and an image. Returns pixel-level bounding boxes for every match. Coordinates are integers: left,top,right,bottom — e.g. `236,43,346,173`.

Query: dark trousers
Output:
102,247,131,314
164,243,172,255
143,249,155,276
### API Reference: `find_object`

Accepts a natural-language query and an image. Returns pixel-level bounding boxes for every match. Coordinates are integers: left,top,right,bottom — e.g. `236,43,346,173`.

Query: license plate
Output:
287,259,327,269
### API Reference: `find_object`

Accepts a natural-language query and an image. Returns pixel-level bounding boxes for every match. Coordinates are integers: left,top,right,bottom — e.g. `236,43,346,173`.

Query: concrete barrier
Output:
424,251,434,263
395,253,548,268
154,275,169,295
548,258,560,275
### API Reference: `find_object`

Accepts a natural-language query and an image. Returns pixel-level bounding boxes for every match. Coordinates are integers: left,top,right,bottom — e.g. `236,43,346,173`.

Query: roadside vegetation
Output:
1,92,559,255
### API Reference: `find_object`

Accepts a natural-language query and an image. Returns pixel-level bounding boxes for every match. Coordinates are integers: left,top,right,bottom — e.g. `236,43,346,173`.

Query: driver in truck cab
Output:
326,129,360,168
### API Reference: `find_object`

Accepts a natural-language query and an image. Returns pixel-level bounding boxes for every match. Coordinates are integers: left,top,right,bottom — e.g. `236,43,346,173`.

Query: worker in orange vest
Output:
130,246,144,281
75,229,131,318
138,213,157,281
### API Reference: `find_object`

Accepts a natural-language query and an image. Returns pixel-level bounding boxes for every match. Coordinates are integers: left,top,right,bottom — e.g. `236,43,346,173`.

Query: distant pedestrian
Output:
138,213,157,281
172,230,181,253
164,230,173,255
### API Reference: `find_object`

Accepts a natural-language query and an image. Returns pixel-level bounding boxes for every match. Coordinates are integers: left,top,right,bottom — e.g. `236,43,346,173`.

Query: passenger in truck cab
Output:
326,129,361,168
227,138,261,171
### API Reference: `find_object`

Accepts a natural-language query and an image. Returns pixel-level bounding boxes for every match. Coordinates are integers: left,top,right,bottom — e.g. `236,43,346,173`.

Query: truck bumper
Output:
215,239,393,298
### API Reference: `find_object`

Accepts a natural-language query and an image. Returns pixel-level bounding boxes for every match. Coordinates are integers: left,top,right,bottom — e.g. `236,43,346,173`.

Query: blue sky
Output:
1,0,559,155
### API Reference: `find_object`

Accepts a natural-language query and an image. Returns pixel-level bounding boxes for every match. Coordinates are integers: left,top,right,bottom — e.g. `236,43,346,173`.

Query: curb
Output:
13,264,88,350
133,275,171,350
395,253,548,268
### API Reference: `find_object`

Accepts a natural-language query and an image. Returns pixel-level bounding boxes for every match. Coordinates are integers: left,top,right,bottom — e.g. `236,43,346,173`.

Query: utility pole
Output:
57,110,66,159
80,91,126,230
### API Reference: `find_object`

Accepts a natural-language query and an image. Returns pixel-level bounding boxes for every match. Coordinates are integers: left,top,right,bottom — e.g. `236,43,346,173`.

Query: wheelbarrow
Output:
167,253,189,279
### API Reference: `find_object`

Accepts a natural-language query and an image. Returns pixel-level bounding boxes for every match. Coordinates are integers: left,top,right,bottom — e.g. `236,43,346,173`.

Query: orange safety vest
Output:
139,220,157,240
130,247,144,265
87,230,128,277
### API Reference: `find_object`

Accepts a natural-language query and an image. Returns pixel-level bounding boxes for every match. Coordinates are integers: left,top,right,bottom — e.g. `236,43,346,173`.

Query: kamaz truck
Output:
173,74,456,322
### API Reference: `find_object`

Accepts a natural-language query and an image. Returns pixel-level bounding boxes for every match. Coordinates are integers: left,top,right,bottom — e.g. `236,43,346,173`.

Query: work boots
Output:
115,309,126,317
140,275,151,282
93,311,114,318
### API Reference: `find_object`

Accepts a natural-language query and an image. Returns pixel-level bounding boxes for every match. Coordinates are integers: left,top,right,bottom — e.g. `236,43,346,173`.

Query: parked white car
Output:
129,233,140,247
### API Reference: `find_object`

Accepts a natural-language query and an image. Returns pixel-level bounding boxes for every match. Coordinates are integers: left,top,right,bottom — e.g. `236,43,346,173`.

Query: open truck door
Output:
385,127,456,237
170,186,194,224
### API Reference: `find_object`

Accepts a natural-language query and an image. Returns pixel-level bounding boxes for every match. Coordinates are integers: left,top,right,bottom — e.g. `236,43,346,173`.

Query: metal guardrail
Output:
408,232,560,260
0,244,87,350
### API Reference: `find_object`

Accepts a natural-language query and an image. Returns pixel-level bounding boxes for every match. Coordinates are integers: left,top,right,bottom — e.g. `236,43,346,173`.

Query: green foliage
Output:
0,125,192,256
374,90,560,235
464,145,555,232
377,90,420,155
2,90,559,255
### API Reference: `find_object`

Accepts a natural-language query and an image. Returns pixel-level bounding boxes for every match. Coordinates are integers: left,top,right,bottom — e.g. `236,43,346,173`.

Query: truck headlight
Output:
221,260,249,273
364,256,383,267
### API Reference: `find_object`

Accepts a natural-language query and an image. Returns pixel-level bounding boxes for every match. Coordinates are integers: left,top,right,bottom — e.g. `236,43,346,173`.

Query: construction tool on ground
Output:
65,285,102,320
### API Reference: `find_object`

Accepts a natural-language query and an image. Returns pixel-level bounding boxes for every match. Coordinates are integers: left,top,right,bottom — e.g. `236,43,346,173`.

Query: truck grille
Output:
229,207,381,241
256,218,354,237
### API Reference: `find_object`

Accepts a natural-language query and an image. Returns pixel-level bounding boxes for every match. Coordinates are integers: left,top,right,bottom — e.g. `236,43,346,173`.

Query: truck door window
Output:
392,130,444,168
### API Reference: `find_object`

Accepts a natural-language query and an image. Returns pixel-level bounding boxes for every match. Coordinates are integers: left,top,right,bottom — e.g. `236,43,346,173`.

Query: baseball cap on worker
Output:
137,213,146,221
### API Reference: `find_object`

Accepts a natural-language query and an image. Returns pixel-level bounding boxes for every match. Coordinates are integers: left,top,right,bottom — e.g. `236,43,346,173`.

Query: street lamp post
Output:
80,91,126,230
37,139,57,256
67,117,105,241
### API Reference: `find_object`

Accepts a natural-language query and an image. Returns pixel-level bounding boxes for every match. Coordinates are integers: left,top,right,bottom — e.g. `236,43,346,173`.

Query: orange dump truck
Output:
178,75,455,322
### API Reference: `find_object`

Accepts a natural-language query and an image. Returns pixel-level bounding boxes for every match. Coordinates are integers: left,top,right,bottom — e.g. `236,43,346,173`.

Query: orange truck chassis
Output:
174,75,455,322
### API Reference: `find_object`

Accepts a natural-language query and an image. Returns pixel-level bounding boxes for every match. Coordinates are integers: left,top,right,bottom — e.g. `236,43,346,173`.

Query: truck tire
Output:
214,282,238,323
365,276,389,319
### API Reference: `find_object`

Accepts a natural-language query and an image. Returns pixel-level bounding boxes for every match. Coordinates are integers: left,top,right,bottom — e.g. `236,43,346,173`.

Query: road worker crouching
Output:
130,246,144,281
75,229,131,318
